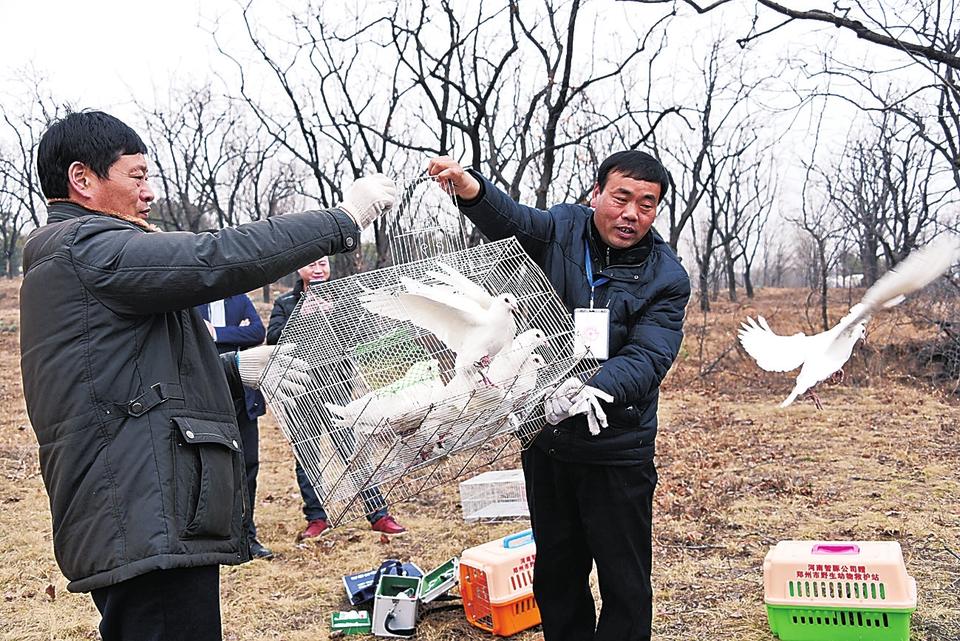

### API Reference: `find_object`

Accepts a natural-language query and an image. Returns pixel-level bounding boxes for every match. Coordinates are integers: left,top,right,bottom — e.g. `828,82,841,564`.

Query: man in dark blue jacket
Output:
428,152,690,641
197,293,272,558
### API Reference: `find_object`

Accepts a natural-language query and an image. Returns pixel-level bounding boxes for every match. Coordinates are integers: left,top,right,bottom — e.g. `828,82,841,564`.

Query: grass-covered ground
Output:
1,280,957,640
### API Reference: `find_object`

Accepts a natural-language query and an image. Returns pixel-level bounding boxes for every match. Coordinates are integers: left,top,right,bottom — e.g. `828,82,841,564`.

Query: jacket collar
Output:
587,215,653,271
45,199,161,232
292,279,306,297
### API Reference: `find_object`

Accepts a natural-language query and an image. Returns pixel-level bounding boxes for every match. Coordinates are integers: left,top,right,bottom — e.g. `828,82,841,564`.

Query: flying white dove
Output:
360,262,519,379
739,235,960,408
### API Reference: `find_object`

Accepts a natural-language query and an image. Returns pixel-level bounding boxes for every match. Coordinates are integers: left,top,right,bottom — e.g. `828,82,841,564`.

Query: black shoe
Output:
250,539,274,560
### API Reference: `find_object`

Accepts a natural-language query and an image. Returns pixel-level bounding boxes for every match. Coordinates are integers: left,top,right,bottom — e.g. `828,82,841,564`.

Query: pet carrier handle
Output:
503,529,534,549
811,543,860,555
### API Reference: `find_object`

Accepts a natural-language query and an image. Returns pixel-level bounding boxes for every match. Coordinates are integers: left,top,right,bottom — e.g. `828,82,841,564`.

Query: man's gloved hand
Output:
338,174,397,229
237,344,312,396
544,377,615,436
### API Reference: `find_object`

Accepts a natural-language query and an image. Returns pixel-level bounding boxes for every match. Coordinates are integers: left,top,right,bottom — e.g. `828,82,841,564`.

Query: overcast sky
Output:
0,0,930,211
0,0,246,123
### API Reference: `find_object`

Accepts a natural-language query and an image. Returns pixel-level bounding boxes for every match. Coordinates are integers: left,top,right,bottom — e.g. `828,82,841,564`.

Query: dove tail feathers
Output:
779,389,800,408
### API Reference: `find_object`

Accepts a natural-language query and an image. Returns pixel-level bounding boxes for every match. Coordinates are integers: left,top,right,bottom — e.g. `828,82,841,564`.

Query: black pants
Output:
91,566,221,641
237,411,260,542
522,446,657,641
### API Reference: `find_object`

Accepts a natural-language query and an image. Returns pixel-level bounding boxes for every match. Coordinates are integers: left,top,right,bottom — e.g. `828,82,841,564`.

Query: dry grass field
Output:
1,278,958,640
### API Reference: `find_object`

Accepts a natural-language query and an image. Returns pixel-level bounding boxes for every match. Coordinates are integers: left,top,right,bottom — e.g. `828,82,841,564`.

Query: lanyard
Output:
584,241,610,309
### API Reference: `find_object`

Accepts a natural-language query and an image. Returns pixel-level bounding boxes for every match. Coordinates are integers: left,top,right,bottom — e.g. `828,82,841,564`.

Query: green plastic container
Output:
766,604,914,641
764,541,917,641
330,610,372,635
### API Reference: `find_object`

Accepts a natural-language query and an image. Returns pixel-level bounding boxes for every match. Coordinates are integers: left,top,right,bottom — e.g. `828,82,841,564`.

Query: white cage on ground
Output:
459,469,529,522
259,177,594,525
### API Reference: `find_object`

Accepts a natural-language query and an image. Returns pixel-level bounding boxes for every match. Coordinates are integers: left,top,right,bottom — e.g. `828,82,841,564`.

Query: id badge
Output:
573,308,610,360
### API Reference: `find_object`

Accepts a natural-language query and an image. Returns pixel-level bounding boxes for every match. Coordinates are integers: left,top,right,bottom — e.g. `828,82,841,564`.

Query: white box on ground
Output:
372,574,420,638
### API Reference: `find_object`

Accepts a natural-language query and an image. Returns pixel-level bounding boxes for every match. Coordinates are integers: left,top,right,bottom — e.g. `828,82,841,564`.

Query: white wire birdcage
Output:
260,177,594,525
383,175,471,265
459,469,529,522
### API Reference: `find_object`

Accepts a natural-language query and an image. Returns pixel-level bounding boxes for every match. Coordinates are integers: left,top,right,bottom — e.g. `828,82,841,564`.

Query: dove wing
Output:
391,289,486,355
427,261,493,308
360,279,484,355
738,316,811,372
359,289,410,323
827,236,960,343
857,235,960,316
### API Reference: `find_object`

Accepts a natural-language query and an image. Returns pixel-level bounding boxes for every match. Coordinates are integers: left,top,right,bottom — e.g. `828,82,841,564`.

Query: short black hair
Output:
596,150,670,202
37,110,148,199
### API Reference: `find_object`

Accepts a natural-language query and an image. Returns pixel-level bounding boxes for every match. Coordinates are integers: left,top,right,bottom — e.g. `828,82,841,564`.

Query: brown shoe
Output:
298,518,330,540
370,515,406,535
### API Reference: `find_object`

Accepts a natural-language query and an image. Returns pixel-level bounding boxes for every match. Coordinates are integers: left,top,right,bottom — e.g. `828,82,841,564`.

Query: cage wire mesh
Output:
384,174,471,264
260,177,594,525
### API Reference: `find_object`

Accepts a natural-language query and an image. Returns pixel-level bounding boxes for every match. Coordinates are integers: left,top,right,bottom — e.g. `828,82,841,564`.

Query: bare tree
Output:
218,0,680,267
761,234,792,288
0,168,33,276
715,152,776,300
139,85,258,232
736,161,776,297
0,81,66,232
817,113,954,286
216,3,413,271
792,155,852,330
644,37,773,251
0,79,69,275
625,0,960,72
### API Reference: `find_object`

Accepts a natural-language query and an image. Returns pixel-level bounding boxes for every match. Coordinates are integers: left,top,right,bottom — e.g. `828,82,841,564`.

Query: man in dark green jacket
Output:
20,110,395,641
428,152,690,641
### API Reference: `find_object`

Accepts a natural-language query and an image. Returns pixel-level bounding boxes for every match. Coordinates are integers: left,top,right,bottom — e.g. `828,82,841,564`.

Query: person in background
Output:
267,256,407,538
197,293,272,559
428,151,690,641
20,109,396,641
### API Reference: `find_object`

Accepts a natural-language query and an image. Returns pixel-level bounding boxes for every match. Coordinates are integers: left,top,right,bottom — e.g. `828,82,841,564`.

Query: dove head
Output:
497,293,520,312
525,353,547,370
515,328,547,350
855,322,867,344
407,358,441,381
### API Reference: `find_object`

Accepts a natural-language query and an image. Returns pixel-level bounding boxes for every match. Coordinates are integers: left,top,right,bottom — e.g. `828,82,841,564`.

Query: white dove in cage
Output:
487,328,548,387
463,352,549,451
360,263,519,382
324,358,444,434
739,235,960,408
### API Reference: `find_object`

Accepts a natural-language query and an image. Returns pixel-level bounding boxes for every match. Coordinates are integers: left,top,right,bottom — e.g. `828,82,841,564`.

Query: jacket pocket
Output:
171,416,242,539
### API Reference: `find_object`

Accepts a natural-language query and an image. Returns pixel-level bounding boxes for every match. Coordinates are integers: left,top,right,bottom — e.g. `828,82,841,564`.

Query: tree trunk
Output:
818,240,829,331
743,265,754,298
698,267,711,312
725,247,737,302
860,230,879,287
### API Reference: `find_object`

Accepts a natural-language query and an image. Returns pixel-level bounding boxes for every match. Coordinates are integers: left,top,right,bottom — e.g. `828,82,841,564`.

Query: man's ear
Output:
589,183,601,208
67,161,94,198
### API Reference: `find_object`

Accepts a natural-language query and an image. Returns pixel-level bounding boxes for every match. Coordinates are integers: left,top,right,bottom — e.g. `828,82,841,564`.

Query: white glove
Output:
337,174,397,229
237,344,311,396
544,377,615,436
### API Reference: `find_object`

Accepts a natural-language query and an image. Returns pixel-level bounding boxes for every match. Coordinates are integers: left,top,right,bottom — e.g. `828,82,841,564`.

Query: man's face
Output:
86,154,155,219
590,171,661,250
298,258,330,285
